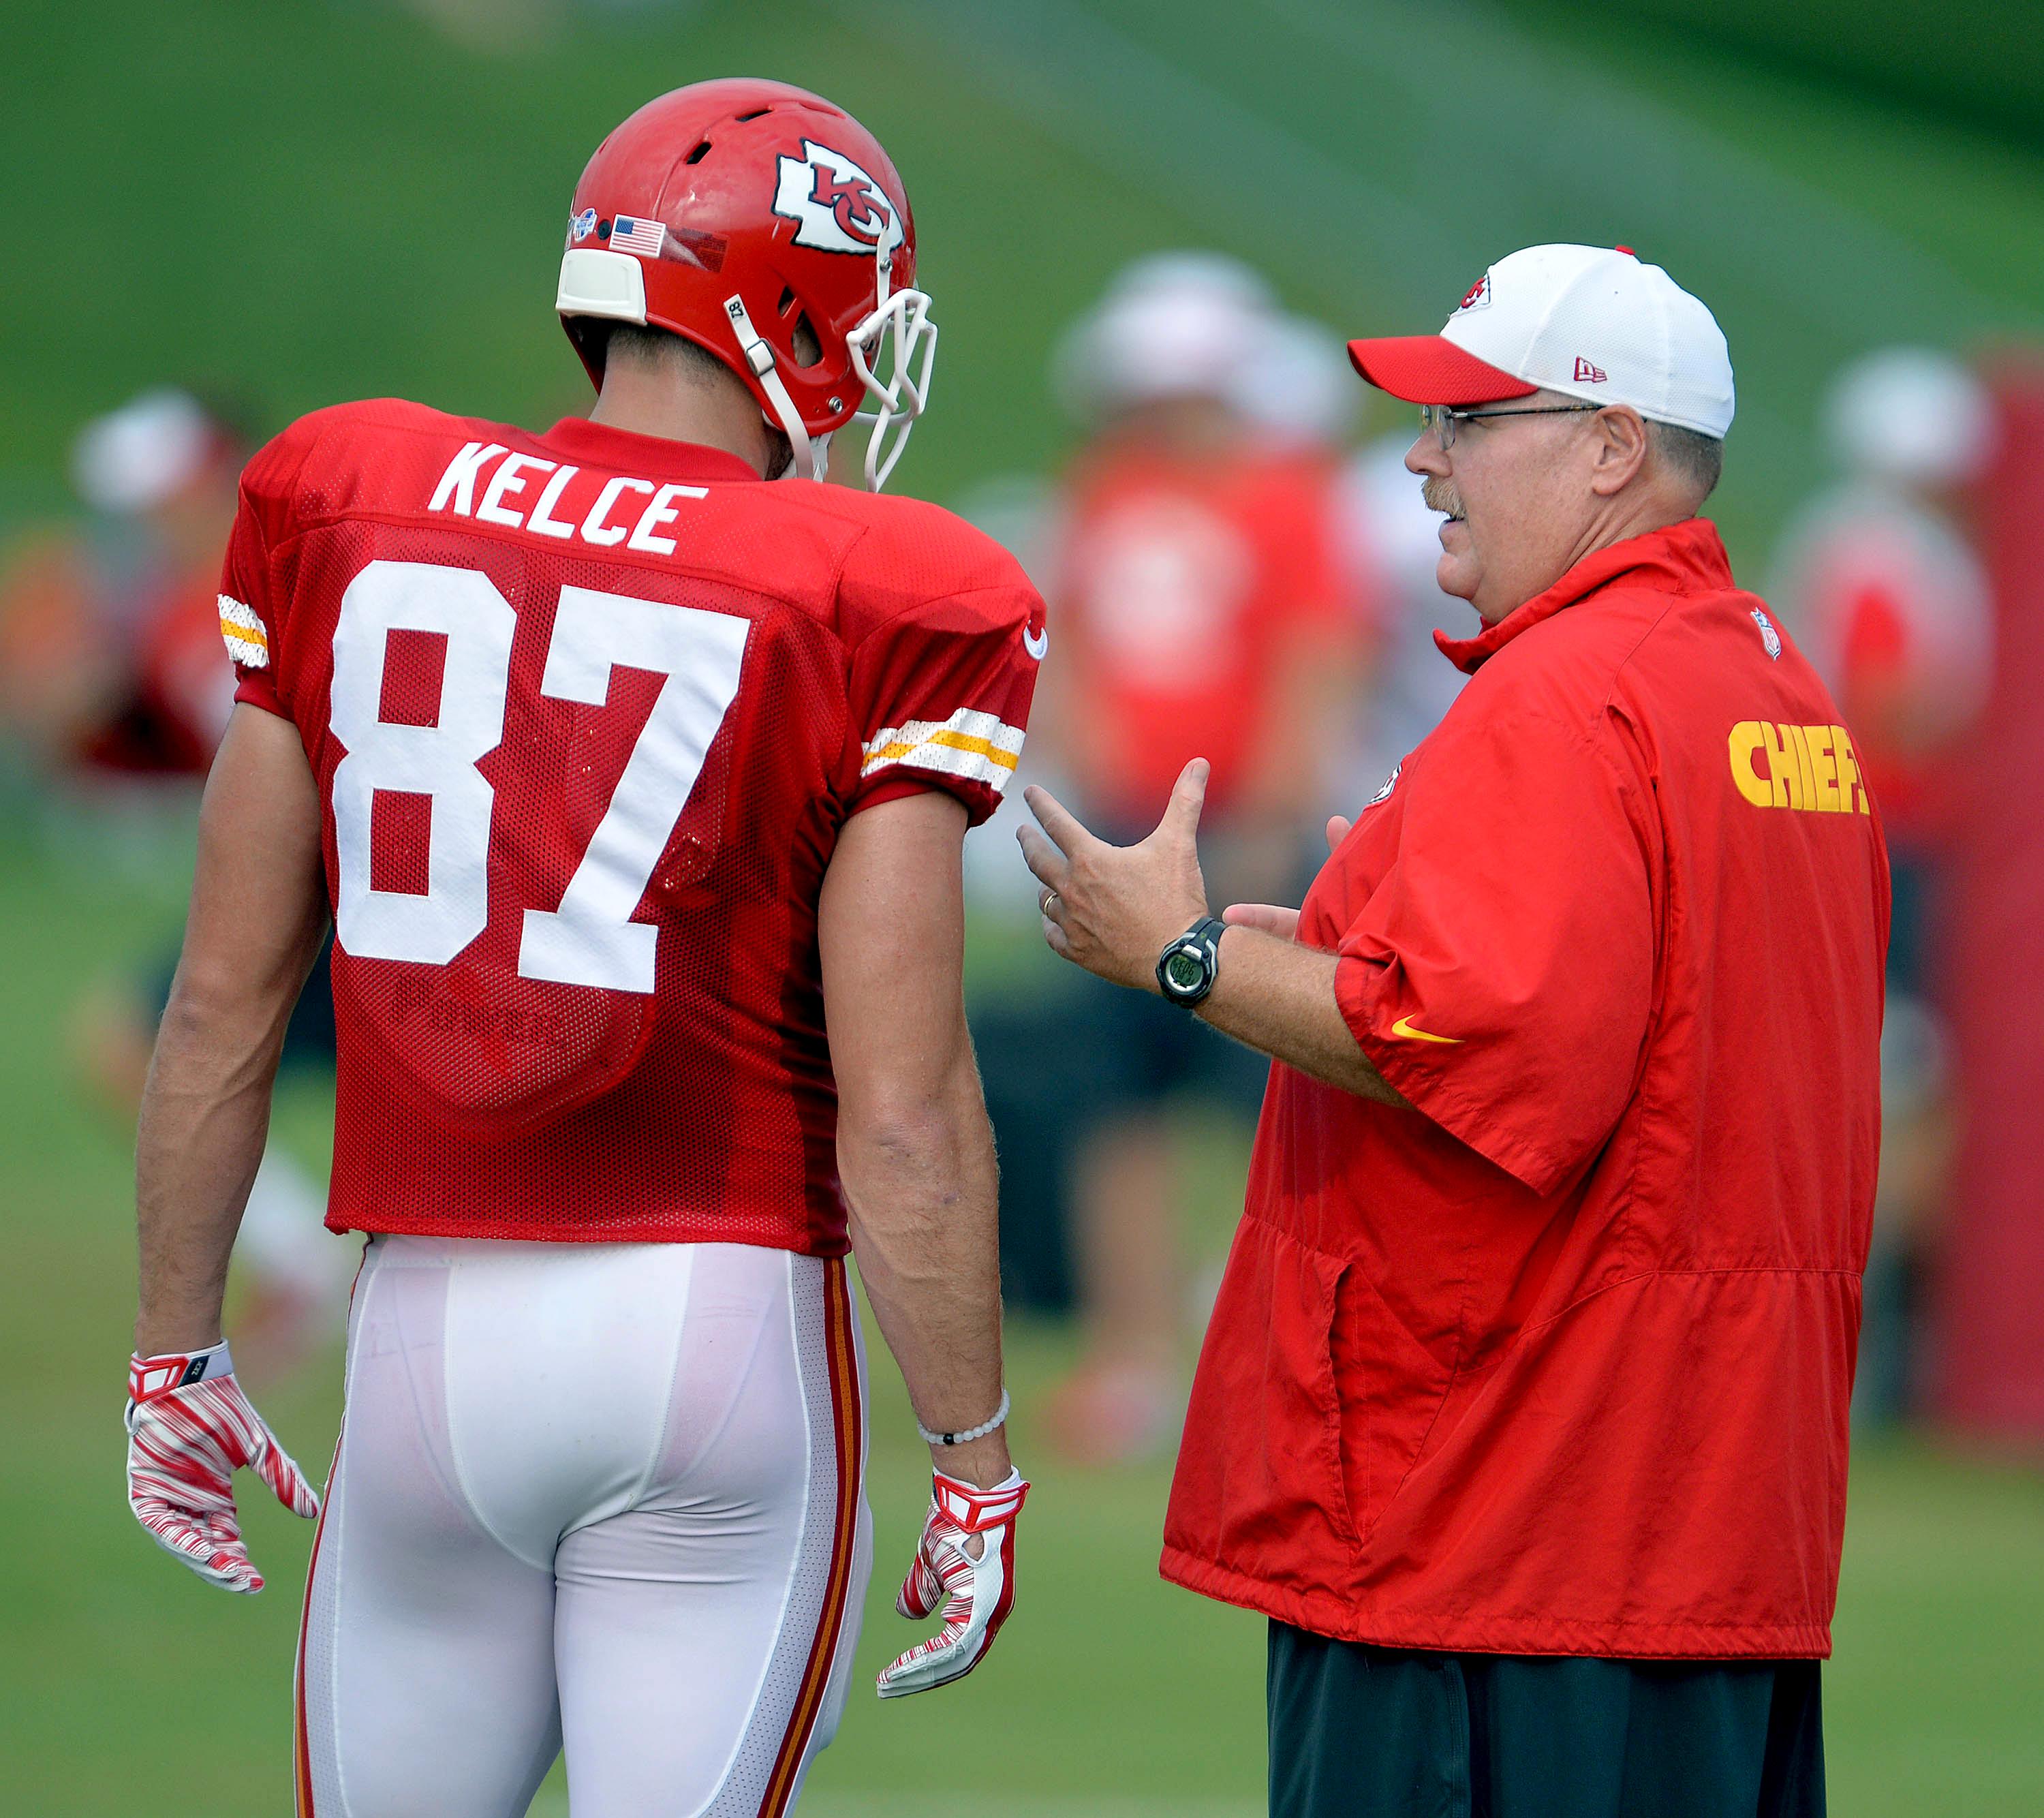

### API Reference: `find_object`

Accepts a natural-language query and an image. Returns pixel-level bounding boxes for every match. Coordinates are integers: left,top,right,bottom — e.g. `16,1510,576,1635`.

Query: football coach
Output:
1020,244,1887,1817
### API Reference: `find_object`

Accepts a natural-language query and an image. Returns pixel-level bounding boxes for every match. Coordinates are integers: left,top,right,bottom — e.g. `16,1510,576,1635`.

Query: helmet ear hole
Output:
790,312,822,368
684,140,711,164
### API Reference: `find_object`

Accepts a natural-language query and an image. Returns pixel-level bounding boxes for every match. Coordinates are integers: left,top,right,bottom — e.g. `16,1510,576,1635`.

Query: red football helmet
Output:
557,79,936,490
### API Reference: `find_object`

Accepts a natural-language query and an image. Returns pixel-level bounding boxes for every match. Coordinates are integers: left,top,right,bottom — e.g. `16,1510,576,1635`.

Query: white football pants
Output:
294,1235,871,1817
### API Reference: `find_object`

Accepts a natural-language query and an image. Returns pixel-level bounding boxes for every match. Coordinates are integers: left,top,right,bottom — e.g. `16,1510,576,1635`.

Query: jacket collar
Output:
542,417,764,484
1434,516,1734,675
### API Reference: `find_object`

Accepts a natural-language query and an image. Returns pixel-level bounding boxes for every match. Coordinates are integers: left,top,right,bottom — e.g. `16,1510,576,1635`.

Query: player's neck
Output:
587,364,778,478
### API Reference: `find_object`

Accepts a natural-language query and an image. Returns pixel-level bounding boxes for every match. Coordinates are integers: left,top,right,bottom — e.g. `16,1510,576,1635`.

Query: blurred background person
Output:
982,255,1374,1464
1,388,245,792
1769,347,1996,1427
0,388,349,1378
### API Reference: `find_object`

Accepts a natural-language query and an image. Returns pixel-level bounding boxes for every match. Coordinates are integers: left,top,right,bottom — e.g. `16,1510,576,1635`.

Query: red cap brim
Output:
1346,335,1538,406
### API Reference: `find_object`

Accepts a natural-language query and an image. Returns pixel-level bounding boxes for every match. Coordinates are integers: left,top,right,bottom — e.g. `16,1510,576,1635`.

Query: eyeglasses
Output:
1419,402,1599,450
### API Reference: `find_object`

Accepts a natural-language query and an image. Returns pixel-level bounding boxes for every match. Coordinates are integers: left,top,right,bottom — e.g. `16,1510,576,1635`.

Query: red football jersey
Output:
219,401,1042,1253
1052,441,1363,831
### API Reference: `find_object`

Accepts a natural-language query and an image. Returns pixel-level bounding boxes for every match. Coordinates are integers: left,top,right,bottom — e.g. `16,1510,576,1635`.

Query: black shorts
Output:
1267,1620,1825,1818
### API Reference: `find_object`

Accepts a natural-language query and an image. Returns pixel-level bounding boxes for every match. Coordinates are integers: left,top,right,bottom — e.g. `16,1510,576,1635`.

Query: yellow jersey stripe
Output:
218,594,270,668
863,729,1021,772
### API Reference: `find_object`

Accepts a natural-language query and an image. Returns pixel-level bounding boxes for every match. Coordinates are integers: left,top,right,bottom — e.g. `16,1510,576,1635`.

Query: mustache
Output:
1422,477,1465,520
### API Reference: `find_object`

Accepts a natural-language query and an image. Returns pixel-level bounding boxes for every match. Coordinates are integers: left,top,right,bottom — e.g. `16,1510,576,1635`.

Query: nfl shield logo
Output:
1752,608,1782,660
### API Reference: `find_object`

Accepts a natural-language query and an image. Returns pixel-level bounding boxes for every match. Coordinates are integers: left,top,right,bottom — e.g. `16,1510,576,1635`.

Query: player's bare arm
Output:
128,703,326,1591
1019,764,1407,1106
820,788,1029,1695
136,705,327,1353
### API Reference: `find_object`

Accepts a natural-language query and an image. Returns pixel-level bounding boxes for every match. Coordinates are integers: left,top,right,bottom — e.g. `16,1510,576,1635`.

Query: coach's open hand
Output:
1019,759,1211,991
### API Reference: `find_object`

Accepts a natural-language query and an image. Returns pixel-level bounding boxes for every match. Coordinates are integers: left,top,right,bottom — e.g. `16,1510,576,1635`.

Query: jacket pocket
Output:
1168,1217,1362,1592
1329,1261,1457,1549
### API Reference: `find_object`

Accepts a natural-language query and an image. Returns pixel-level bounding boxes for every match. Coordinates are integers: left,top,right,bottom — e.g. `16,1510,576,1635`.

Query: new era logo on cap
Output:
1346,243,1735,439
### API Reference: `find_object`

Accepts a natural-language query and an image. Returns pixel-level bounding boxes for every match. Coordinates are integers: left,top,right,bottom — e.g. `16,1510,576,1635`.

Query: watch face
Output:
1164,947,1205,993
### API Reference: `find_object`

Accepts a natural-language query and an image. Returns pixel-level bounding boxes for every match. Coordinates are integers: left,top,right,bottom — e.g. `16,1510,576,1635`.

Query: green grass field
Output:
4,1,2044,1810
2,816,2041,1815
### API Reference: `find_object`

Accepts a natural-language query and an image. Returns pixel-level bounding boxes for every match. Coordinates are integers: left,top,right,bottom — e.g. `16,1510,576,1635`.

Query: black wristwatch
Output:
1156,915,1228,1009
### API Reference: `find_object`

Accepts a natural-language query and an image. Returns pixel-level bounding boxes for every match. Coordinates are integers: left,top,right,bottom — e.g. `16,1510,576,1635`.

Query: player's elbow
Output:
839,1090,962,1174
839,1067,989,1194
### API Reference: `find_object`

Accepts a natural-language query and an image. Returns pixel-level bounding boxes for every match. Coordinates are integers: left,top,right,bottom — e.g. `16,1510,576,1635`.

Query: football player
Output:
125,80,1040,1816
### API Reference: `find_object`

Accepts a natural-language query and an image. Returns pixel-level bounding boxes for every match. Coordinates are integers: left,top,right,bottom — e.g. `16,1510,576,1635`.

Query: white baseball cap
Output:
1347,243,1735,439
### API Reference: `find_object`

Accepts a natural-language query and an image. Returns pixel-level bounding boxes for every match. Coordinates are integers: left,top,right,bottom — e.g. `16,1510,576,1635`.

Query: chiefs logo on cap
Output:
772,139,903,258
1457,275,1492,312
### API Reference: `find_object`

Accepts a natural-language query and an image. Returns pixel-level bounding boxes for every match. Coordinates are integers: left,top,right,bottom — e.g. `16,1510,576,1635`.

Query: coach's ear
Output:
1588,405,1651,497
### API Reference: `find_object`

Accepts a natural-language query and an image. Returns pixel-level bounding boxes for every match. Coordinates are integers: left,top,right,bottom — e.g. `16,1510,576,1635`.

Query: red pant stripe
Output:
756,1257,863,1818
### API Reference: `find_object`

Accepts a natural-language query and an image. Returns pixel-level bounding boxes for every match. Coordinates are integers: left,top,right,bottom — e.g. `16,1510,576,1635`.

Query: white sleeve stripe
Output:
865,738,1019,797
861,707,1024,775
218,594,270,669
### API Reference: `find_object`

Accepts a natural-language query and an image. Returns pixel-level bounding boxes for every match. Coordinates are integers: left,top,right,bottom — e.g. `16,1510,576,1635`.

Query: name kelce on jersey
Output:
427,440,709,557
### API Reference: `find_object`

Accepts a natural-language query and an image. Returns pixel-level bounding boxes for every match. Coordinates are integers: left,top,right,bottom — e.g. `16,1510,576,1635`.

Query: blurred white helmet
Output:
1825,348,1992,490
1054,251,1280,421
1235,313,1358,447
71,388,217,515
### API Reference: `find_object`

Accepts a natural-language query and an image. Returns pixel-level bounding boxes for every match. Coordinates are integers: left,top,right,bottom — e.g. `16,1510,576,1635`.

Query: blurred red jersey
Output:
221,400,1042,1253
1053,441,1361,830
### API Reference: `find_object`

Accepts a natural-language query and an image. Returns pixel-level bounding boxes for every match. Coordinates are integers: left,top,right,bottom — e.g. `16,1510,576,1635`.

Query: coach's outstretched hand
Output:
126,1342,320,1594
876,1468,1029,1698
1019,759,1212,990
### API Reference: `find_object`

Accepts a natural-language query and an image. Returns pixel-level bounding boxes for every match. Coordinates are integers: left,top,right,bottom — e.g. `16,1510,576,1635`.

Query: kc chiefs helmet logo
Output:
773,139,904,258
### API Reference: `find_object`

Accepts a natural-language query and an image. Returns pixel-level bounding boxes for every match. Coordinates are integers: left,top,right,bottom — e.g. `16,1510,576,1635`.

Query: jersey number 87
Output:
328,559,747,996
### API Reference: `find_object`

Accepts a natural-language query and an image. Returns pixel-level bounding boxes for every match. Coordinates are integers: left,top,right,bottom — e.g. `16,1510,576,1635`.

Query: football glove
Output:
876,1467,1027,1698
125,1342,320,1594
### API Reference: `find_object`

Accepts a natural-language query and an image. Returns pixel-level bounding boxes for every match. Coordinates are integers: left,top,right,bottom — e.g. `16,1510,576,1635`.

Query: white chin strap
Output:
723,295,826,483
722,247,938,492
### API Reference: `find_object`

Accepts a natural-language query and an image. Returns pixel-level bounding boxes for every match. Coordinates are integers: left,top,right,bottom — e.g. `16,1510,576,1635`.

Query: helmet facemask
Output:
846,248,938,491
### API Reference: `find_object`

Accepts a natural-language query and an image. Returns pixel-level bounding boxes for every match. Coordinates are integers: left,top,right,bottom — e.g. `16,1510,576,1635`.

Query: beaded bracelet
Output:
916,1388,1011,1447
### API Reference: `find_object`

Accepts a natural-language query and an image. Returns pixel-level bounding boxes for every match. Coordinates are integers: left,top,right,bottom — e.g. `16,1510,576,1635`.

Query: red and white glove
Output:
125,1342,320,1594
876,1468,1028,1698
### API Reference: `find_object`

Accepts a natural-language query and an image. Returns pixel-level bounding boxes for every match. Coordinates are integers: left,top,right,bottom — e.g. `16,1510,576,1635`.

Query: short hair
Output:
576,318,733,385
1651,419,1724,503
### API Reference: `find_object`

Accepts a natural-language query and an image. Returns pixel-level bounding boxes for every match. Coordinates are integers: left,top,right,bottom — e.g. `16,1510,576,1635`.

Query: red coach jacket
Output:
1163,518,1889,1658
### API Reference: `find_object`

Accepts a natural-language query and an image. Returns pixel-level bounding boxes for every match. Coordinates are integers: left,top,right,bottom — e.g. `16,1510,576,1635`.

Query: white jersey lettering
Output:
527,463,580,539
476,453,553,529
583,476,654,548
430,448,707,556
427,441,510,517
628,482,709,557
